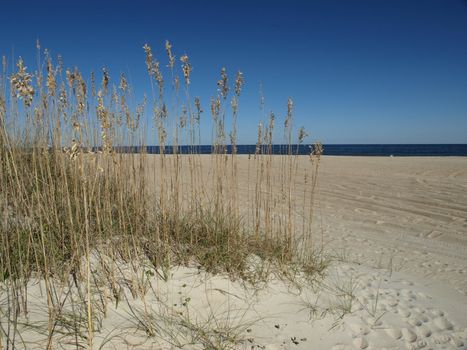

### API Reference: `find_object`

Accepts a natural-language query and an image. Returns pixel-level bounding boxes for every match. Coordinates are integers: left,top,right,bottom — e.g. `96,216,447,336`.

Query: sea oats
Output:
161,102,168,119
231,95,238,115
97,89,112,152
143,43,154,75
210,96,221,121
255,122,263,155
311,141,323,161
165,40,175,70
235,71,244,97
217,67,229,99
194,97,203,123
180,54,192,85
59,83,67,108
91,71,96,97
76,71,87,114
119,73,128,93
66,68,74,89
10,57,35,107
264,112,275,146
153,60,164,97
57,54,63,74
298,127,308,144
180,106,187,128
112,85,119,105
72,121,80,131
0,42,325,350
102,68,110,94
285,97,293,128
69,139,80,160
46,58,56,96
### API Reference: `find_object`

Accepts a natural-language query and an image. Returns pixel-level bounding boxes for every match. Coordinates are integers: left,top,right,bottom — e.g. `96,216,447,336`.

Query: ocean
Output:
140,144,467,156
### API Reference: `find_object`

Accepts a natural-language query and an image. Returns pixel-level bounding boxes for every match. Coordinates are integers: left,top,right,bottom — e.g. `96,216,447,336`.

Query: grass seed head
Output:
194,97,203,123
46,59,56,96
217,67,229,99
10,57,35,107
285,97,293,128
119,73,128,93
102,68,110,94
180,54,192,85
235,71,244,97
165,40,175,70
298,127,308,144
143,44,154,75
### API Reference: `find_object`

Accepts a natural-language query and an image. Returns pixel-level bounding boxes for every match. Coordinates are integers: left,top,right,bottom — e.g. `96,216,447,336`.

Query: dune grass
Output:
0,41,325,348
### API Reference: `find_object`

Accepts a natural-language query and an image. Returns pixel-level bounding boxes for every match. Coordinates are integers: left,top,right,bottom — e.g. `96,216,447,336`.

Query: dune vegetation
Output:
0,41,325,348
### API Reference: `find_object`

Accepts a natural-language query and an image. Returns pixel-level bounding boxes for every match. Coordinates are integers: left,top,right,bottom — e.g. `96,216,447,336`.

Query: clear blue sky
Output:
1,0,467,144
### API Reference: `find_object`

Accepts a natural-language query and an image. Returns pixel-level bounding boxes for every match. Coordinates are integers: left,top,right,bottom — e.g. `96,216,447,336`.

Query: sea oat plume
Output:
231,96,238,114
310,141,324,161
235,71,244,97
255,122,263,155
143,43,154,75
298,127,308,144
217,67,229,99
10,57,35,107
165,40,175,70
194,97,203,123
102,68,110,94
180,54,192,85
119,73,128,93
46,59,56,96
285,97,293,128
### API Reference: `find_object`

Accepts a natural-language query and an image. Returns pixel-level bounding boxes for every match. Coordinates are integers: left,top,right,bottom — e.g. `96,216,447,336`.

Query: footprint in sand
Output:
430,309,444,317
405,339,428,349
397,307,411,318
401,328,418,342
432,334,451,344
386,328,402,340
387,297,398,307
450,337,465,347
408,318,423,327
409,311,429,324
417,325,432,338
433,317,454,331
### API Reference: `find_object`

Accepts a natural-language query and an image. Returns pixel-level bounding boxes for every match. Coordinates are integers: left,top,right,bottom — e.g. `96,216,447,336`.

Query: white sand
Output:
2,156,466,349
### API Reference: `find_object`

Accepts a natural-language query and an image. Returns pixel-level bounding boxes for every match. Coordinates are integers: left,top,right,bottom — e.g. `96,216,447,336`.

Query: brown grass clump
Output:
0,41,325,348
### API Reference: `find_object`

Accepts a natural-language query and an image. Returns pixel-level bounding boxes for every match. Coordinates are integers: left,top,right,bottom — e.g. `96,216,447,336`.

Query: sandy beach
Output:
317,156,467,293
3,155,467,349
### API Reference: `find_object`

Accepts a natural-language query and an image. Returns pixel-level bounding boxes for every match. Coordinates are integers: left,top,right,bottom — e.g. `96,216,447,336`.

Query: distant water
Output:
134,144,467,156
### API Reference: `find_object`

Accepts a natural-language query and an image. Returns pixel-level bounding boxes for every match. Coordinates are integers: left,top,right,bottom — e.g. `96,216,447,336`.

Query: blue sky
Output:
1,0,467,144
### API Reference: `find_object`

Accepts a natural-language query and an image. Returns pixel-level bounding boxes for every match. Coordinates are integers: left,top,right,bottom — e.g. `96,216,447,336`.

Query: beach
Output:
3,155,467,349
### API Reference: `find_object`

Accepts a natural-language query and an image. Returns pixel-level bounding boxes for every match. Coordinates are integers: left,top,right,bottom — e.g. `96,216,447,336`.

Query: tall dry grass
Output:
0,41,324,348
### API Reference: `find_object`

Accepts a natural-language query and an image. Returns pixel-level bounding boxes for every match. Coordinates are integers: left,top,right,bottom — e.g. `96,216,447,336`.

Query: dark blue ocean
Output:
130,144,467,156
